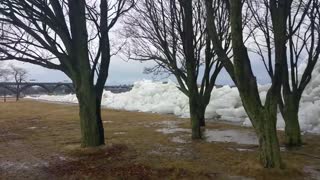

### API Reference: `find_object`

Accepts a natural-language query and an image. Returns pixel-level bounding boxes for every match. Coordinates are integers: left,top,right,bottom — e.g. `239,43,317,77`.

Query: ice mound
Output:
27,62,320,134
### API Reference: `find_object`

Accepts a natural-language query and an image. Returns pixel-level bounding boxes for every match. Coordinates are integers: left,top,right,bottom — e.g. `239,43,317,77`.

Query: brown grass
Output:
0,100,319,179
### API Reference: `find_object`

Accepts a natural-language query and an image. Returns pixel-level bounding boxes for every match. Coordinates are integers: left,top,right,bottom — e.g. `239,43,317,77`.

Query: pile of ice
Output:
27,64,320,134
28,94,78,103
296,62,320,133
102,80,190,116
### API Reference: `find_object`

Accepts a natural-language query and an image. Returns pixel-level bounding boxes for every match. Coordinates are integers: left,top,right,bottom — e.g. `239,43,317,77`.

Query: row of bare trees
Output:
124,0,320,168
0,0,319,169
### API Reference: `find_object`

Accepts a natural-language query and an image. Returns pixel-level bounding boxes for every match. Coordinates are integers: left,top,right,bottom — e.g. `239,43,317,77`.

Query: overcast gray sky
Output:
0,3,272,86
8,54,270,85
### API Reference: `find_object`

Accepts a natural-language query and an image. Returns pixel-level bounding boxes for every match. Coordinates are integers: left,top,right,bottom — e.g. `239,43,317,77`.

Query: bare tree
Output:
244,0,320,147
9,64,28,101
0,0,134,147
204,0,298,168
124,0,228,139
247,0,320,147
0,63,10,102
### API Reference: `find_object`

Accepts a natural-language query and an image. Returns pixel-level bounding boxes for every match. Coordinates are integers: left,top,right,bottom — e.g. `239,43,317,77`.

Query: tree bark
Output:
68,0,105,148
198,107,206,127
282,96,302,147
195,102,206,127
239,89,283,168
181,0,201,139
189,94,202,139
257,107,283,168
228,0,283,168
95,92,106,145
75,83,105,147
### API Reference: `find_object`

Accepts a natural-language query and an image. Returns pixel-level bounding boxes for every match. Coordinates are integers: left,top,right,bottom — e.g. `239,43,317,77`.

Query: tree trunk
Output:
16,84,20,101
189,95,201,139
198,105,206,127
282,96,301,147
95,94,105,145
76,85,105,147
257,107,283,168
199,112,205,127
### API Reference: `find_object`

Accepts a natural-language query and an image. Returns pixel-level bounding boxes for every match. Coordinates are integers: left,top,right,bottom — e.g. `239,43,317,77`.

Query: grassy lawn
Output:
0,100,319,179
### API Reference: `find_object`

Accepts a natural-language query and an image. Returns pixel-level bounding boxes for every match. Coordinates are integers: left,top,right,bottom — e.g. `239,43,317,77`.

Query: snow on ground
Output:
26,63,320,134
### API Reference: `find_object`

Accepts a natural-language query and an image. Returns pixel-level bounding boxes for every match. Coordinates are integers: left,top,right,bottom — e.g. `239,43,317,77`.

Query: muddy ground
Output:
0,100,319,179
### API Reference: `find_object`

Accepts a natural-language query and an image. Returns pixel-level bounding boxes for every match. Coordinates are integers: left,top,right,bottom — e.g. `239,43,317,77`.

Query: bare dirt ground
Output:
0,100,319,179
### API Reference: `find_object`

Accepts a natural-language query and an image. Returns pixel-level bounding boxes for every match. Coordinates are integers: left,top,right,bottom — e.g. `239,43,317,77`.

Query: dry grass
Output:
0,100,319,179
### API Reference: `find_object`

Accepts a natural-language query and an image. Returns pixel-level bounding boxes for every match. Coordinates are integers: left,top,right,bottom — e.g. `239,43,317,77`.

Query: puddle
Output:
228,148,255,152
147,120,183,128
280,147,287,152
114,132,126,135
156,128,190,134
155,120,190,134
103,121,113,123
304,166,320,180
155,121,259,145
204,129,259,145
171,136,188,143
155,120,183,127
0,161,49,170
58,156,67,161
51,153,77,162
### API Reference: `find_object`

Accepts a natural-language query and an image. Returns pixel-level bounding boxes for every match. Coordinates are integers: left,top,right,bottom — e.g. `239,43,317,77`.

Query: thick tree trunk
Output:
241,95,283,168
198,108,206,127
282,96,301,147
284,110,301,147
95,94,105,145
257,110,283,168
189,95,201,139
190,114,201,139
76,85,105,147
196,103,206,127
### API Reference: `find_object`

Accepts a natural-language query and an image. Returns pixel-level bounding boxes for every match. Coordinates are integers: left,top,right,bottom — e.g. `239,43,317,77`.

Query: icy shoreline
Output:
26,60,320,135
26,78,320,134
